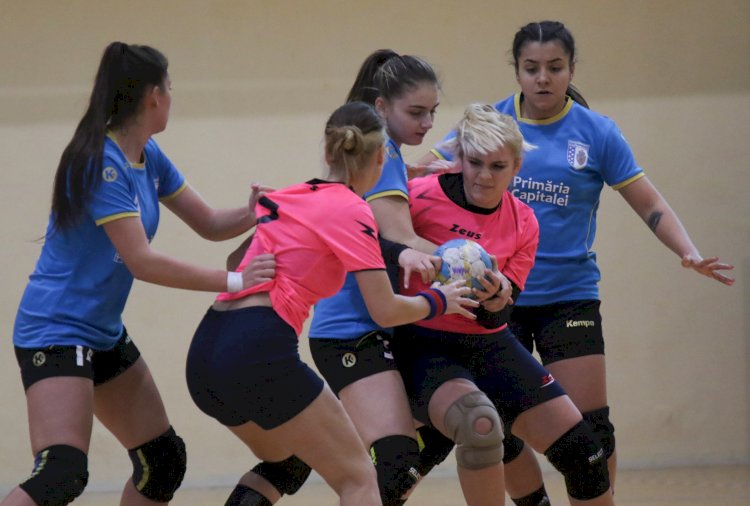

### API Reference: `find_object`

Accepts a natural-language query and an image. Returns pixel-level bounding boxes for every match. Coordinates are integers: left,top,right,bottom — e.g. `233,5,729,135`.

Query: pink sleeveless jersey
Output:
216,181,385,334
405,174,539,334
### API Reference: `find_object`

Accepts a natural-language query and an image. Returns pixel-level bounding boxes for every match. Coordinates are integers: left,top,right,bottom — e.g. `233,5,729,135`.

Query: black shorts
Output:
186,306,324,430
392,325,565,430
15,328,141,390
509,300,604,364
309,331,398,395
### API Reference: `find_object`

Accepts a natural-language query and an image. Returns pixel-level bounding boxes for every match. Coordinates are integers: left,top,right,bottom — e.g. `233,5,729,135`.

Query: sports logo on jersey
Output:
103,166,118,182
567,140,589,170
342,352,357,368
356,220,377,240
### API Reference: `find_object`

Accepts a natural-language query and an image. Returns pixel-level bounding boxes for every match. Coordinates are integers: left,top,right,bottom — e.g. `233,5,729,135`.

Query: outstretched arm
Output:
618,176,734,285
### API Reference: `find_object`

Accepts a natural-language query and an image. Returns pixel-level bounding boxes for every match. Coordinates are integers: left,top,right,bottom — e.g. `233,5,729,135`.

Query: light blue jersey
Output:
309,137,405,339
14,135,186,349
433,94,644,305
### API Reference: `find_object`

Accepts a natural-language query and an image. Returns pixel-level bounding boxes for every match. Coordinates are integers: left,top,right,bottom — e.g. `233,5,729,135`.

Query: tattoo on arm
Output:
647,211,663,232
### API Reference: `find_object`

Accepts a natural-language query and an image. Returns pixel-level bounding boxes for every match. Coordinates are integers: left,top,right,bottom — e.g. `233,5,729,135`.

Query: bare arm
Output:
354,270,476,328
369,195,436,254
618,176,734,285
163,183,275,241
103,217,274,292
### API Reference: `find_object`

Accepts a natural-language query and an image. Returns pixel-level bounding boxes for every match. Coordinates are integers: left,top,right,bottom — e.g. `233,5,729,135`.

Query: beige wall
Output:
1,0,748,494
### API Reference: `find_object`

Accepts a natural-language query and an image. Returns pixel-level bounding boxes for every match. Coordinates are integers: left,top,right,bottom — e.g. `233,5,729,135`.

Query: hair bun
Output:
343,128,357,151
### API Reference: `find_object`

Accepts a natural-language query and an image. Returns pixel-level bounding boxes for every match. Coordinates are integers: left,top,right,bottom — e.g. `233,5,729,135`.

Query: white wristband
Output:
227,271,244,293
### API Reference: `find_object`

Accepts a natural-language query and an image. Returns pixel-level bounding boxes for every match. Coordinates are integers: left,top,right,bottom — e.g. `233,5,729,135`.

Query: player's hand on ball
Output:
398,249,441,288
472,255,501,301
436,280,479,319
681,254,735,286
240,253,275,288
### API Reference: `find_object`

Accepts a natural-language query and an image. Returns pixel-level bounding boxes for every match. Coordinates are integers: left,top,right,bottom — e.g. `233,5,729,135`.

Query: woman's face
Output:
515,41,573,120
375,82,439,147
460,145,521,209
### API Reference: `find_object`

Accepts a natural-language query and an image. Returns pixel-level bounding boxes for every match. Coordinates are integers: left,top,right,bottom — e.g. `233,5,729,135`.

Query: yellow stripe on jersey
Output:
95,212,140,226
612,171,645,191
365,189,408,203
159,181,188,202
431,148,447,160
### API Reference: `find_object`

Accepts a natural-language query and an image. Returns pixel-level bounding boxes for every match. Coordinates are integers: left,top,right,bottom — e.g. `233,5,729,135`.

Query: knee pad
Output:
128,426,187,502
444,391,504,470
251,455,311,496
370,435,421,506
583,406,616,459
544,420,610,500
415,425,455,476
19,444,88,506
502,433,526,464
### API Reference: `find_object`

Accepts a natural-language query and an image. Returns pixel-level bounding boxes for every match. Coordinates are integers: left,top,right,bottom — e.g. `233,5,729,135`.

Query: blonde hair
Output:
324,102,385,184
443,103,533,161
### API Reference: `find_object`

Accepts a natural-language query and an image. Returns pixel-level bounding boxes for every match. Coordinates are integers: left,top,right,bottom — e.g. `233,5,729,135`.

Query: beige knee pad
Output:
443,391,504,470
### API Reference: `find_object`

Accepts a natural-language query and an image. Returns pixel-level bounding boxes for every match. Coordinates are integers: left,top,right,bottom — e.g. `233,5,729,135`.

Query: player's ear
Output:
374,96,387,117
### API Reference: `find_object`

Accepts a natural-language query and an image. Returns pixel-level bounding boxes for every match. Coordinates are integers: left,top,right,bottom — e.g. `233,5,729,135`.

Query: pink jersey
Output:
405,174,539,334
216,181,385,334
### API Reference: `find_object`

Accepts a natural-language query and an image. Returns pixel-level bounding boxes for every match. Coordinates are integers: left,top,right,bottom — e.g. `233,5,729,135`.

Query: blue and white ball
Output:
434,239,493,293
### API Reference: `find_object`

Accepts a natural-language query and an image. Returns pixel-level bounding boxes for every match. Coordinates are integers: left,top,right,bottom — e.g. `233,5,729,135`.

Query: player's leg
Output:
3,346,95,506
228,385,381,506
544,355,614,485
535,301,615,489
513,395,612,505
428,378,505,506
339,370,421,506
504,308,549,505
94,348,185,505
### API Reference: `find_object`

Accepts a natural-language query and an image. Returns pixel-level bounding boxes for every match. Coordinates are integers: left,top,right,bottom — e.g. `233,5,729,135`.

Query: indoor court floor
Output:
72,464,749,505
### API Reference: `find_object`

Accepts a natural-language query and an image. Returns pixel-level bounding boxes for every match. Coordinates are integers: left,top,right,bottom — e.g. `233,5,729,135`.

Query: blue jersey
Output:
309,138,405,339
14,135,186,349
433,94,644,305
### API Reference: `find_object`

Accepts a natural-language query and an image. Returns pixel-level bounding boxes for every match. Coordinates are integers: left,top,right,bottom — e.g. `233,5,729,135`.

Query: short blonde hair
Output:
442,103,533,161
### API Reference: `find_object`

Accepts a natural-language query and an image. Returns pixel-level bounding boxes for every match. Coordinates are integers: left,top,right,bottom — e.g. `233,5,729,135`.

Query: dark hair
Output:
346,49,439,105
50,42,169,232
324,102,385,180
512,21,588,109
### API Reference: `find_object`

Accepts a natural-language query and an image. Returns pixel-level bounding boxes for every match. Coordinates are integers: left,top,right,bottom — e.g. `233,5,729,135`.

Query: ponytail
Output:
50,42,168,233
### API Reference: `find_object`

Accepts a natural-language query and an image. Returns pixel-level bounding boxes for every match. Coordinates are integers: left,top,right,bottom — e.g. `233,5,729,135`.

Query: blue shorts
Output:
186,307,324,429
309,331,398,395
509,300,604,364
392,325,565,430
15,327,140,390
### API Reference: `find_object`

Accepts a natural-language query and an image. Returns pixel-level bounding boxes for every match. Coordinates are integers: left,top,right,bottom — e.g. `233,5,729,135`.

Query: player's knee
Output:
19,444,89,506
544,420,610,500
502,432,526,464
583,406,616,459
444,391,504,470
225,484,273,506
415,425,455,476
370,435,421,506
128,426,187,502
252,455,312,496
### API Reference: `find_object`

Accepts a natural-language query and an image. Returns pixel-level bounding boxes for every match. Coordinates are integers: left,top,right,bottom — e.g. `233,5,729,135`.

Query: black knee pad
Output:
128,426,187,502
415,425,455,476
370,435,421,506
19,445,89,506
502,433,526,464
225,484,273,506
251,455,311,496
583,406,616,459
544,420,610,500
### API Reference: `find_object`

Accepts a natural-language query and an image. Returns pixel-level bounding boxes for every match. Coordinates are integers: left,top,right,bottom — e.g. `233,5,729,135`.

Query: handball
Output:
434,239,493,294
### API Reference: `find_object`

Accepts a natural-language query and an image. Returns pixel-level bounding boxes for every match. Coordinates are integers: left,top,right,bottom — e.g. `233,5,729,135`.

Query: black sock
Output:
512,485,551,506
225,484,273,506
